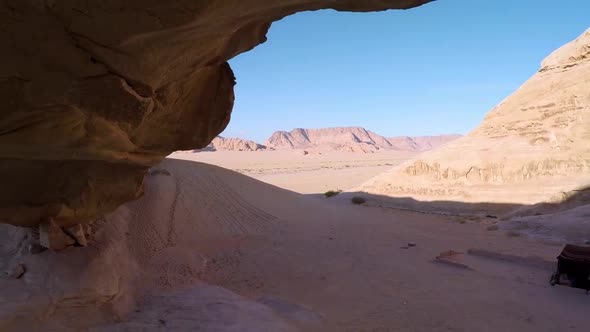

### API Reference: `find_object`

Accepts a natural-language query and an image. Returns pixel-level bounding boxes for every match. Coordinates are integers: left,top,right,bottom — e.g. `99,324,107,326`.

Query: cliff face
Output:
265,127,460,152
0,0,432,228
358,29,590,207
206,136,268,152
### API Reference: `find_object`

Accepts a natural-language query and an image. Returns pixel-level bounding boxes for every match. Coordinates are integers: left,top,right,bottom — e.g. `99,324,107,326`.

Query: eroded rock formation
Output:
203,136,269,152
265,127,460,152
0,0,432,228
357,28,590,208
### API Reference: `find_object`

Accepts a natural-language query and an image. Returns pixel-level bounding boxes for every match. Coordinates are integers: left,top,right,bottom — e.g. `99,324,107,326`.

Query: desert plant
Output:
324,190,342,198
351,196,366,205
506,230,521,237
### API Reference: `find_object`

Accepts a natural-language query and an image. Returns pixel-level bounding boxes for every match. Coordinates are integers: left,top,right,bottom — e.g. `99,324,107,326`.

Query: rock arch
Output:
0,0,432,227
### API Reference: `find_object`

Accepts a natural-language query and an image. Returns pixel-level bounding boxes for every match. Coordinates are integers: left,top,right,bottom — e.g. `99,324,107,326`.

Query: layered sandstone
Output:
204,136,268,152
356,28,590,208
0,0,431,228
265,127,460,152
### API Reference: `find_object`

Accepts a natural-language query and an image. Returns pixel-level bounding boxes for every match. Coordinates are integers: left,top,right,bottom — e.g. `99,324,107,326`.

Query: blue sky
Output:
223,0,590,142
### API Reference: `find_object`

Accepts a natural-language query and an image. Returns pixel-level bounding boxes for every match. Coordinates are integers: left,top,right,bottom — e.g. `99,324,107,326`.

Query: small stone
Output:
39,218,75,250
82,223,93,237
6,264,25,279
408,242,417,247
487,225,499,231
65,224,88,247
27,243,45,254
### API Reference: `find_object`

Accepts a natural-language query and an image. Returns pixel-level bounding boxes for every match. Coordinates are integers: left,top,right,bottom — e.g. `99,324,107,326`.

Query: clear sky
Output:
222,0,590,142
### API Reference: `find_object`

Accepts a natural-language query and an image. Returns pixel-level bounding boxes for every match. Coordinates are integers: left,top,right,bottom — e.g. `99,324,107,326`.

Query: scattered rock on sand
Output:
65,224,88,247
487,225,499,231
434,250,473,270
39,219,75,250
4,264,25,279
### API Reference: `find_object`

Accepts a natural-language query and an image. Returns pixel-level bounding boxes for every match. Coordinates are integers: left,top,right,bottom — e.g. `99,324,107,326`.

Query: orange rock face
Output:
0,0,432,227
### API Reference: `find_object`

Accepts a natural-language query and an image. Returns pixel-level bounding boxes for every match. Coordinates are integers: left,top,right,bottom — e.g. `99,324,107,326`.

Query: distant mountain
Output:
388,135,463,151
202,136,269,152
264,127,461,152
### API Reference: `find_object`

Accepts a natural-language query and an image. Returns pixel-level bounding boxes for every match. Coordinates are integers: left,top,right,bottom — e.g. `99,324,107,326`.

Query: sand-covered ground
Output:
171,150,418,194
143,159,590,331
2,157,588,331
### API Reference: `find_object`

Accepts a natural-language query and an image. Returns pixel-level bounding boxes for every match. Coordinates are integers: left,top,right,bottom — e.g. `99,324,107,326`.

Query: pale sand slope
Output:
2,158,589,331
171,150,417,194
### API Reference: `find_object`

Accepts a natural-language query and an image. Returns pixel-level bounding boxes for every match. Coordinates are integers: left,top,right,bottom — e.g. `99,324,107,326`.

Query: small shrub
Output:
351,196,366,205
487,225,499,231
324,190,342,198
506,230,521,237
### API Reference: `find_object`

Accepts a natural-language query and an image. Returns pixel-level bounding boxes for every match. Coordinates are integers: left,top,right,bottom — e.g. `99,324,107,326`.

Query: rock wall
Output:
207,136,269,152
265,127,460,152
0,0,432,228
357,28,590,207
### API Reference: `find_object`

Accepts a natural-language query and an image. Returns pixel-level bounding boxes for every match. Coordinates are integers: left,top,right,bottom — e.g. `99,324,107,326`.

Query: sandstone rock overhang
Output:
0,0,433,227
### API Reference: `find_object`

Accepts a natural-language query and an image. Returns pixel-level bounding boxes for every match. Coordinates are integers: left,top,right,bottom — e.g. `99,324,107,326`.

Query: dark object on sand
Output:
550,244,590,293
351,196,366,205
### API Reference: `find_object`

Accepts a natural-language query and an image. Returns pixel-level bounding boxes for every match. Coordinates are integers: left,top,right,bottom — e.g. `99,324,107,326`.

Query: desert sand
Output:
1,1,589,331
171,150,418,194
1,158,587,331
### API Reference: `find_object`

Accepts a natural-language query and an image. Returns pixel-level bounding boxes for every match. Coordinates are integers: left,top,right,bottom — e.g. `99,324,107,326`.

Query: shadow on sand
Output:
309,186,590,217
308,186,590,244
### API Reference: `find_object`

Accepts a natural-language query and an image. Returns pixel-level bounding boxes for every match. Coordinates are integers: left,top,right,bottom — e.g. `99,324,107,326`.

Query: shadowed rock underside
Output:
0,0,432,228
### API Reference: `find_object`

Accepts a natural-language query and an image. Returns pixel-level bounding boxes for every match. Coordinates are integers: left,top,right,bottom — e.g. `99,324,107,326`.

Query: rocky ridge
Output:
265,127,460,152
356,28,590,208
202,136,269,152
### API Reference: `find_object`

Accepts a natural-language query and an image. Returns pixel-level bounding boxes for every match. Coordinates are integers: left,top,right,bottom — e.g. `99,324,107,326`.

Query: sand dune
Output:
0,159,299,331
2,158,589,331
171,150,418,193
